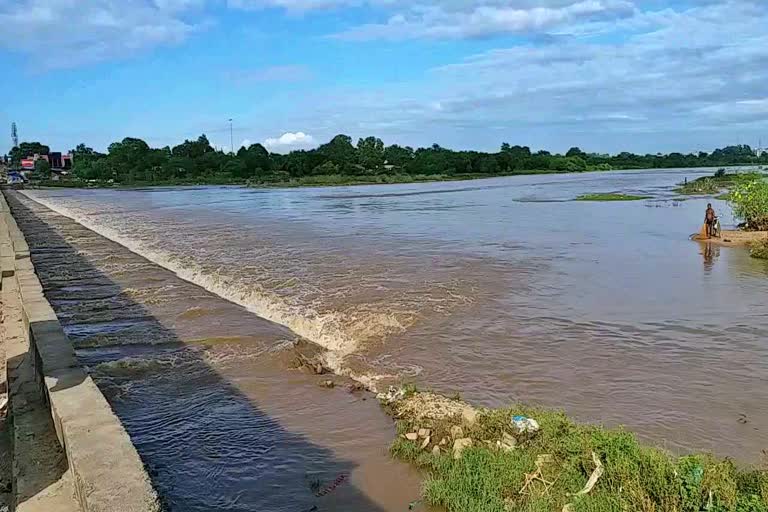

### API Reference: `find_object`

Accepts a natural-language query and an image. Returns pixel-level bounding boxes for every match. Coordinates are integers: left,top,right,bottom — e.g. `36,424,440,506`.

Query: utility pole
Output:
229,118,233,154
11,122,18,148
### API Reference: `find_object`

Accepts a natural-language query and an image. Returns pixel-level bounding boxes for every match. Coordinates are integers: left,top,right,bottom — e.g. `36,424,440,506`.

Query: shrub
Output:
729,176,768,230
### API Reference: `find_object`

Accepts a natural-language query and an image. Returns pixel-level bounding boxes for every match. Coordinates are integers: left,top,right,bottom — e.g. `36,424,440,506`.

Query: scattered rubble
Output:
452,438,472,459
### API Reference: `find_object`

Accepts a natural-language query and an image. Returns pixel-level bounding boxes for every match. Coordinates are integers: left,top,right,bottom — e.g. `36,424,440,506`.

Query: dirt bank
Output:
691,229,768,247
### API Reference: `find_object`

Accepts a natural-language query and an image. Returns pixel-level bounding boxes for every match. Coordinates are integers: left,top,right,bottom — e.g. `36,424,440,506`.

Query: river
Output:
20,168,768,481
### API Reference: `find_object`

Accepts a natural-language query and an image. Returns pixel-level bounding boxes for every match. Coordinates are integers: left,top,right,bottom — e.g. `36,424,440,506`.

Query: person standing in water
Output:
705,203,716,238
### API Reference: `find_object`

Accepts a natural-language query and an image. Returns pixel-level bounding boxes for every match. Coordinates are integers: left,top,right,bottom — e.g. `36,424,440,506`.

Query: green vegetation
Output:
576,193,650,201
32,158,51,181
5,135,768,188
750,238,768,259
677,177,722,195
675,170,763,196
8,142,49,165
729,175,768,231
391,401,768,512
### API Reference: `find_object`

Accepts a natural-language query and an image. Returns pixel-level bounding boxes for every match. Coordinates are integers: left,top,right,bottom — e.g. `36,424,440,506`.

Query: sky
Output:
0,0,766,155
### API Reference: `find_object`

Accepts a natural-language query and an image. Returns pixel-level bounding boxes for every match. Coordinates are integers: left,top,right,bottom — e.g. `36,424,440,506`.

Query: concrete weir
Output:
0,190,160,512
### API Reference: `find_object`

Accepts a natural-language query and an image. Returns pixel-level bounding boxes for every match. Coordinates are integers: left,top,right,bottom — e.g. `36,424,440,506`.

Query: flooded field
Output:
13,167,768,507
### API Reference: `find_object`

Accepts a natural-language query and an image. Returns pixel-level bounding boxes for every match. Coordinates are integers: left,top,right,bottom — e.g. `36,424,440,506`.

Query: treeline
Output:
11,134,768,185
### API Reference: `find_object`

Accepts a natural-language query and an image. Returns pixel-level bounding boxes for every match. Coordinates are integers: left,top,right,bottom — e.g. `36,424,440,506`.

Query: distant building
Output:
20,153,49,170
18,151,72,171
49,152,73,169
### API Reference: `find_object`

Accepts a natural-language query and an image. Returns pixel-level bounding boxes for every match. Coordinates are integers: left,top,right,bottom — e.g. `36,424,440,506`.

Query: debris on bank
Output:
380,387,768,512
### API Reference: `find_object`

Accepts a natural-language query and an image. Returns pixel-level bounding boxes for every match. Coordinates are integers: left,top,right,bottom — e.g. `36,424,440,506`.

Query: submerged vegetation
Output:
6,134,768,187
385,390,768,512
576,193,650,201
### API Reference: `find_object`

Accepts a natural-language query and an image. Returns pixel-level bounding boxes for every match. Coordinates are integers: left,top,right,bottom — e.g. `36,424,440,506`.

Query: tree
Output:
384,145,414,167
318,134,357,172
566,147,585,158
357,136,385,172
172,134,214,159
240,143,271,176
33,158,51,180
221,159,248,179
9,142,50,164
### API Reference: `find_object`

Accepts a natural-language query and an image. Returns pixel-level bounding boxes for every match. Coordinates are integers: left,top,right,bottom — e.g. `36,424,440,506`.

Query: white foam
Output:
21,192,362,375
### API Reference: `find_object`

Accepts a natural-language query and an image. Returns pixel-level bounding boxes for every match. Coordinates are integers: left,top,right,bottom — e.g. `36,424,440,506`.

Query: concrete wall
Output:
0,191,161,512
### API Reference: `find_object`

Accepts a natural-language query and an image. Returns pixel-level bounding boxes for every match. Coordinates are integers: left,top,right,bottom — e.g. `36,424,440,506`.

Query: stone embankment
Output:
0,190,160,512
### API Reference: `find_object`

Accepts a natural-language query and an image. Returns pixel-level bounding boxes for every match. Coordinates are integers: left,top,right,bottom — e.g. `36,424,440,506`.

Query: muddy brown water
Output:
5,192,425,512
10,167,768,506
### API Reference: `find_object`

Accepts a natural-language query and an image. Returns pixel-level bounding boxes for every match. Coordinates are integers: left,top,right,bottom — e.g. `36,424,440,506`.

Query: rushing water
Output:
22,168,768,464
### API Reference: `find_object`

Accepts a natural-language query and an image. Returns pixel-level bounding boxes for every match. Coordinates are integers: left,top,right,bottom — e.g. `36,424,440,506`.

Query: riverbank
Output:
31,169,573,190
692,229,768,247
382,388,768,512
28,164,760,191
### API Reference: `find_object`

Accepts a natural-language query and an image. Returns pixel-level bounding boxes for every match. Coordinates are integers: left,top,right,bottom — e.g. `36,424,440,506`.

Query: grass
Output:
676,171,764,196
749,238,768,260
389,399,768,512
576,193,651,201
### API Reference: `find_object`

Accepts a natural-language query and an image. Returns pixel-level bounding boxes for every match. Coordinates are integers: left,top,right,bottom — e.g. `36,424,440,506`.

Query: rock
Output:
405,432,419,441
418,428,431,438
314,363,326,375
452,438,473,459
420,436,431,450
450,425,464,439
498,432,517,452
432,445,441,456
346,382,365,393
461,407,478,427
319,380,334,388
439,437,448,446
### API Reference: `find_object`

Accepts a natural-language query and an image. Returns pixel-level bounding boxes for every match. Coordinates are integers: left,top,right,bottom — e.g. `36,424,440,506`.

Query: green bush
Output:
729,176,768,230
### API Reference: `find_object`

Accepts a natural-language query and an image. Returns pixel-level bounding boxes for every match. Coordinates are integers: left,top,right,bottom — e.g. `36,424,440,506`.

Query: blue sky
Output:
0,0,766,155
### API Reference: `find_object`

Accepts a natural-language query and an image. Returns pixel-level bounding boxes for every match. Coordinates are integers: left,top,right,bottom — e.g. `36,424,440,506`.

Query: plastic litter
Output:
511,415,540,434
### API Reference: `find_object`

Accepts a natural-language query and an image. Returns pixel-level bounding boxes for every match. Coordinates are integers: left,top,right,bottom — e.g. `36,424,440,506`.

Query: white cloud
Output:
0,0,205,68
227,0,359,10
333,0,637,40
273,0,768,153
264,132,316,151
